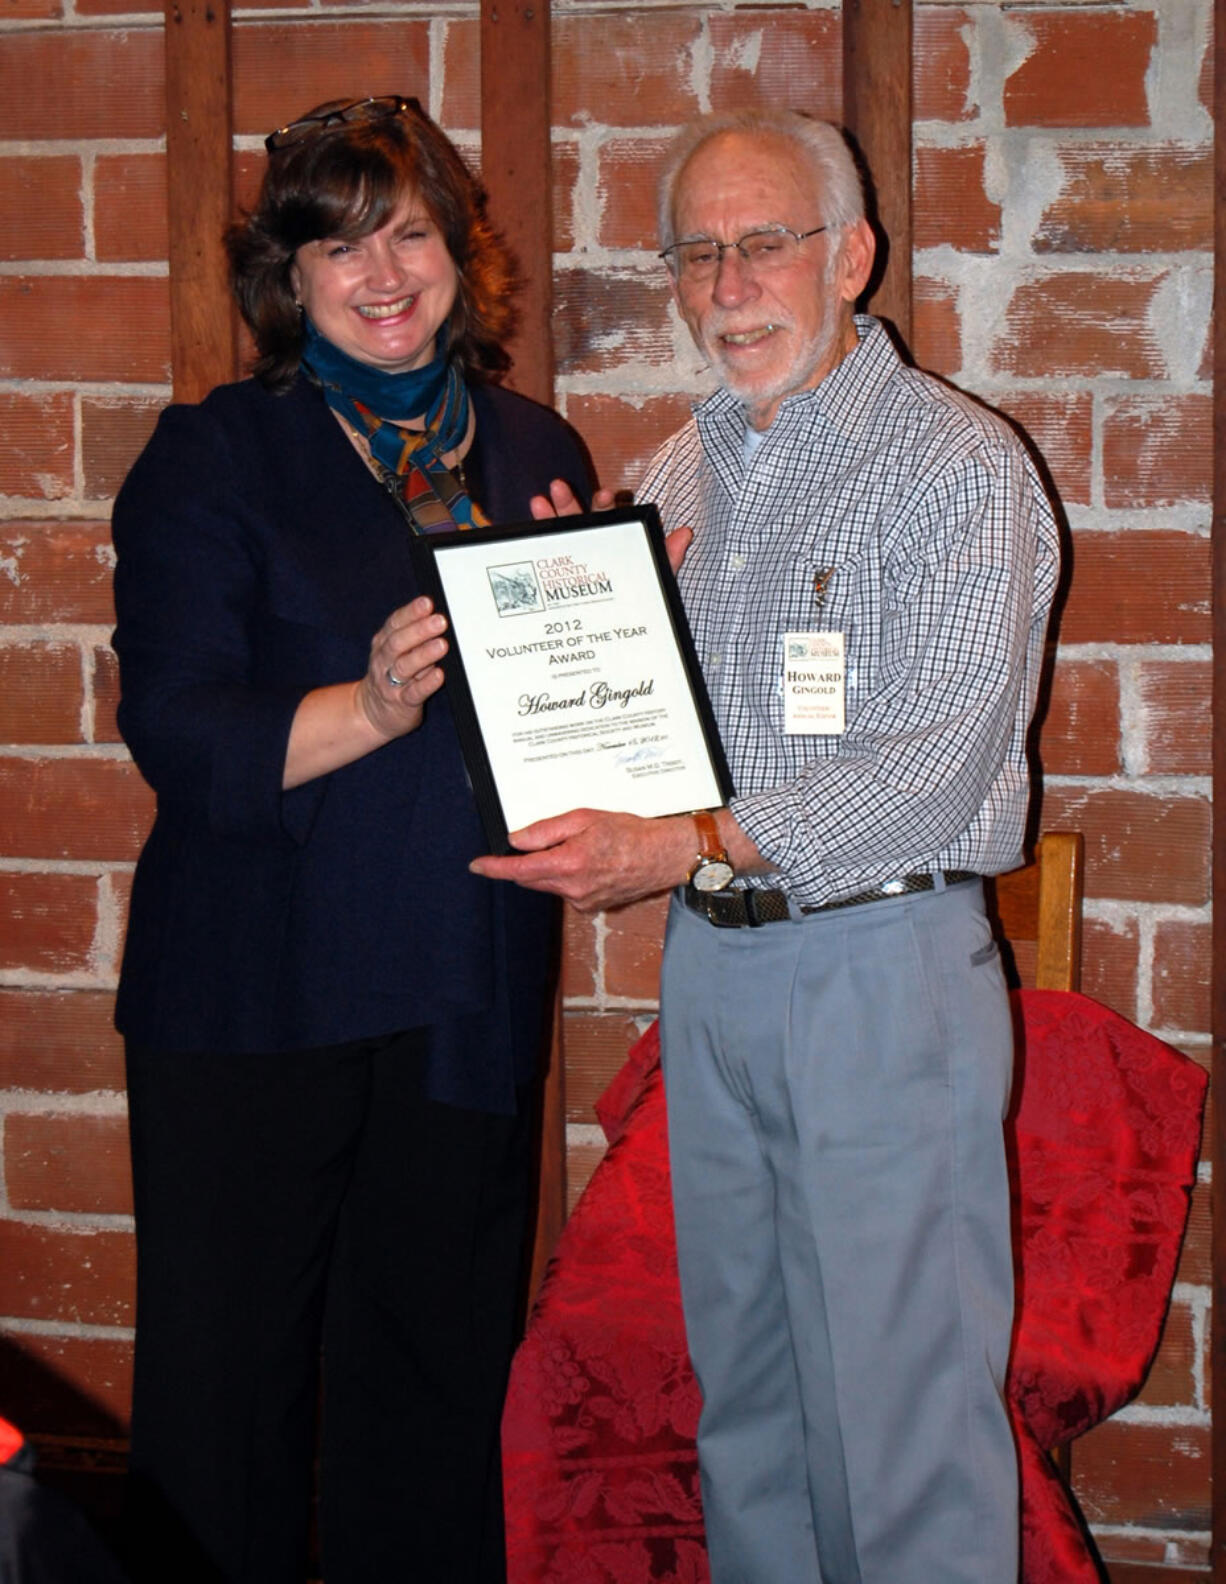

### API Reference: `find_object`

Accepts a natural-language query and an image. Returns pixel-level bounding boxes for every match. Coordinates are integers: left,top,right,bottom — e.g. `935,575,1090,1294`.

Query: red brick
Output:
1040,787,1209,907
0,642,85,744
602,892,668,1003
1103,395,1211,509
0,277,170,384
914,145,1000,254
554,15,702,128
2,0,61,19
0,874,99,974
1105,1562,1208,1583
914,8,974,123
0,393,74,502
81,398,163,502
1059,531,1210,647
708,12,841,120
77,0,158,17
0,32,163,139
997,392,1092,509
0,1333,132,1439
93,155,168,264
554,269,675,379
0,757,154,862
106,869,133,979
1133,1300,1195,1409
1081,915,1140,1024
1174,1175,1210,1289
596,138,674,252
1071,1419,1209,1530
0,1221,134,1327
989,274,1167,381
1036,145,1212,255
1136,660,1211,776
561,904,596,1000
231,23,430,140
0,989,125,1092
1152,919,1211,1035
566,1138,608,1216
7,1113,133,1216
1038,659,1121,777
439,18,479,131
93,645,122,746
233,150,265,219
564,393,696,501
562,1010,646,1125
910,278,960,376
551,141,579,253
0,523,116,627
0,158,83,262
1004,10,1156,129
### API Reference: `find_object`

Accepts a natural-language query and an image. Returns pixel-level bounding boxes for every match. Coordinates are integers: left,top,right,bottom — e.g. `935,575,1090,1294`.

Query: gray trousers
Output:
659,879,1018,1584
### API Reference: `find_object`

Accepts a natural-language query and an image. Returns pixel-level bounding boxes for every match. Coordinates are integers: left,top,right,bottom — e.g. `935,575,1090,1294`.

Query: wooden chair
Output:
987,831,1084,993
987,831,1085,1483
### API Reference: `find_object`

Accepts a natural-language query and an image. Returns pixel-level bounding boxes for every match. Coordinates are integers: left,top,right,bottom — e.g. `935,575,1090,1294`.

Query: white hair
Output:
656,109,866,255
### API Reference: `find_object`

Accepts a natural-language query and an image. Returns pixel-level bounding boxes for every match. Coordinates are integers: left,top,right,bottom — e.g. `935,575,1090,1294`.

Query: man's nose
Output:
711,245,758,306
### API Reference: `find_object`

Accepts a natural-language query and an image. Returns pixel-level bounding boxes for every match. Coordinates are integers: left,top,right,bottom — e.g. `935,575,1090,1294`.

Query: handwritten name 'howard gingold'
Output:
518,680,656,716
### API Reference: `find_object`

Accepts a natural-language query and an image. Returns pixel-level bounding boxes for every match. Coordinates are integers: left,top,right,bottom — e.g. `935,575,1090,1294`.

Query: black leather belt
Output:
682,871,979,929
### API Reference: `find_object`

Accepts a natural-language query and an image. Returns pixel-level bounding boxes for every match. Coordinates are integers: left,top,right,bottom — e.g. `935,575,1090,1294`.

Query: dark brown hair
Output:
227,99,518,391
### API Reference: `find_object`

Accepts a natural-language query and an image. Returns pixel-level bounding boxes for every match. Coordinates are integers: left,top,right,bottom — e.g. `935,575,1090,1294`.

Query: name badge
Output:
783,631,845,734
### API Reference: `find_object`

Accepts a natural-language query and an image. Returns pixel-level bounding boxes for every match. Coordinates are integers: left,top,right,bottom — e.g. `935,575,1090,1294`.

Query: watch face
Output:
692,858,735,893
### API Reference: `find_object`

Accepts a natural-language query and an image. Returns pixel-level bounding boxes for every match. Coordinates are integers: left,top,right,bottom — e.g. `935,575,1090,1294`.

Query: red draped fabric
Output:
503,990,1206,1583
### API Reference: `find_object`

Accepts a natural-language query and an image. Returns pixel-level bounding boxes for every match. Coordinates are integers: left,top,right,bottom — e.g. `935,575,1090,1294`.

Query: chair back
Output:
987,832,1084,993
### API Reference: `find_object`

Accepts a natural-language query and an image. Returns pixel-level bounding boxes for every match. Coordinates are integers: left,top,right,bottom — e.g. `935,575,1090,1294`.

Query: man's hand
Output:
527,482,694,577
470,808,695,914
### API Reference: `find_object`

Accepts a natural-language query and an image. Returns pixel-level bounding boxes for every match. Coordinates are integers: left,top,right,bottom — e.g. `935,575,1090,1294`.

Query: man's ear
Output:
838,219,876,305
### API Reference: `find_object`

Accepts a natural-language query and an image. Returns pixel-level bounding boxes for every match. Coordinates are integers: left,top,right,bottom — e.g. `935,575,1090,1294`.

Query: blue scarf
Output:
301,318,485,532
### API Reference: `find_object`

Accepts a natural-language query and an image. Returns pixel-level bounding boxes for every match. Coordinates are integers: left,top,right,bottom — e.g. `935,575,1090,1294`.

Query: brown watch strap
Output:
692,808,726,861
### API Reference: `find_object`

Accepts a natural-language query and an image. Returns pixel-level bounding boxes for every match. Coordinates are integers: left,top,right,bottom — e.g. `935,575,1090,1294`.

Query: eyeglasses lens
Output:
673,230,801,281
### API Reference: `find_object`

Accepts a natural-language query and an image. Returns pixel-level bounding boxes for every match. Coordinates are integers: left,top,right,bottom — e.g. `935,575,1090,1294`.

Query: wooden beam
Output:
1210,0,1226,1573
480,0,555,406
164,0,236,403
479,0,564,1290
842,0,913,349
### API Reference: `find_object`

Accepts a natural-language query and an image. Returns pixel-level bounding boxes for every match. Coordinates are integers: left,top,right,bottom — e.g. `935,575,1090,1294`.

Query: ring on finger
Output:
386,667,406,688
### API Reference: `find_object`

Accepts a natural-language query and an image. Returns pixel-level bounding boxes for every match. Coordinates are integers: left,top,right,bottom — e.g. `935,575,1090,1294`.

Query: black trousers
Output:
123,1031,532,1584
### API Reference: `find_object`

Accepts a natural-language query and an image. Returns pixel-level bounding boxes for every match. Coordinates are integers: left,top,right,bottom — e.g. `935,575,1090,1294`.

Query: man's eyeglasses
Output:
264,95,423,154
660,225,829,282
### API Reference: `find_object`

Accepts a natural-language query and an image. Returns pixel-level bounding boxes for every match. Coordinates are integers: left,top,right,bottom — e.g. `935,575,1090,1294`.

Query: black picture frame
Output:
410,505,733,854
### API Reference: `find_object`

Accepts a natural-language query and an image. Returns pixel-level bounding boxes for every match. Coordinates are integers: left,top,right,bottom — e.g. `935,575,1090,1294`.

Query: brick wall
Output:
0,0,1212,1574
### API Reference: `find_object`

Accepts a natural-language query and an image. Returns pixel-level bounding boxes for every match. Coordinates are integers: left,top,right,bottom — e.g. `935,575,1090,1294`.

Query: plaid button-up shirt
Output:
639,317,1061,907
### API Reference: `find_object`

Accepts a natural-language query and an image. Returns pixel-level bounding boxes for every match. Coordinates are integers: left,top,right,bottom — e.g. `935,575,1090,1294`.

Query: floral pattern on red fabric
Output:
503,990,1206,1583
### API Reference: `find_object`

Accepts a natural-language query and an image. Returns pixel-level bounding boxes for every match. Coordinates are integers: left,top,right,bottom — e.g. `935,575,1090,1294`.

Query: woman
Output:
111,95,591,1584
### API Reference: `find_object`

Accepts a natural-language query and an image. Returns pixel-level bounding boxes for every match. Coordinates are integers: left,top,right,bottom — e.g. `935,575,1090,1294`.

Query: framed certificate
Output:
410,505,733,853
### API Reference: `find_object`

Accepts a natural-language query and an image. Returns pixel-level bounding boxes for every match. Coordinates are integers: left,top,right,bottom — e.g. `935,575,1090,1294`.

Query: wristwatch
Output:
688,809,735,894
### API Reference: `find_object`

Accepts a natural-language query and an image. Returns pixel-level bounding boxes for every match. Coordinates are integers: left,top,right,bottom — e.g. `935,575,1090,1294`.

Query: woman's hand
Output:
282,597,448,789
357,596,448,740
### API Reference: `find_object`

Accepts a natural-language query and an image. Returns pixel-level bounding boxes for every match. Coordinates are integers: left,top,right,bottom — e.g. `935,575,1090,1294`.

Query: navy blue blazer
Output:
111,374,591,1112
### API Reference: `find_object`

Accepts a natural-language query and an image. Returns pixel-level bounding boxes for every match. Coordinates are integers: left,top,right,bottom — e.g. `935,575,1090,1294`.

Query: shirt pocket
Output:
773,518,878,723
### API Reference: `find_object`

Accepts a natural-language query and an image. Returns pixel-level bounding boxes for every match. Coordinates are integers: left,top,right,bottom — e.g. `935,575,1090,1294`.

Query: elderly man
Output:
476,108,1059,1583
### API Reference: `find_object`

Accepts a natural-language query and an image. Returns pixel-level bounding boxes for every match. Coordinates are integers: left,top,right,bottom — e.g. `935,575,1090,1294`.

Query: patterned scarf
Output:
301,318,488,534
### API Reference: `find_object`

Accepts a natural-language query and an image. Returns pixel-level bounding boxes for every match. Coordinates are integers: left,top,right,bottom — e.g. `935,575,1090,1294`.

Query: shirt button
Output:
728,552,746,573
709,652,722,668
